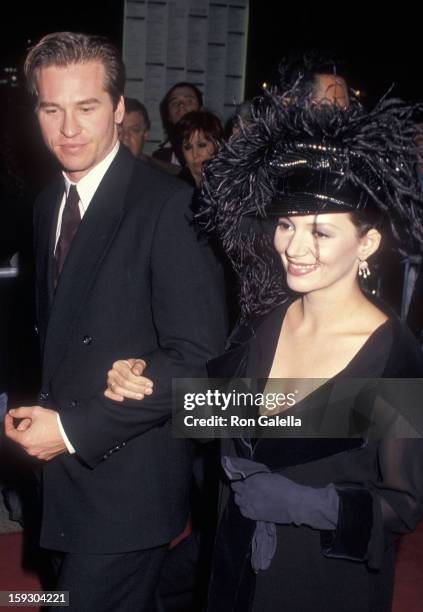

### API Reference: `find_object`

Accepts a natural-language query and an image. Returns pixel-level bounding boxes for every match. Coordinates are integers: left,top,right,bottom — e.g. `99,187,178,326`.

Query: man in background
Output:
119,97,150,160
153,82,203,165
278,50,350,107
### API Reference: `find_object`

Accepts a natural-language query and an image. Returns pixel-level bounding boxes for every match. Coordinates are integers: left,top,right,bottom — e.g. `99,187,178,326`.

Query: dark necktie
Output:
54,184,81,285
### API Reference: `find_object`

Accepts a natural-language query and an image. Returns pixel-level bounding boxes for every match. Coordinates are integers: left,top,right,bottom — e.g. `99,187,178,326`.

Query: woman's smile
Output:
287,261,319,276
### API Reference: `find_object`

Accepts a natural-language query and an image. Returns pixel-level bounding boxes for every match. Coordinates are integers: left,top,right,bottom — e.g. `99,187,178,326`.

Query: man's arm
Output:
5,407,66,461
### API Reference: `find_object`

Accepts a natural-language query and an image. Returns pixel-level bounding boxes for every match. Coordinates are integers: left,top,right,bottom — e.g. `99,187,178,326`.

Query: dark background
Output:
1,1,422,103
1,1,421,197
246,4,422,103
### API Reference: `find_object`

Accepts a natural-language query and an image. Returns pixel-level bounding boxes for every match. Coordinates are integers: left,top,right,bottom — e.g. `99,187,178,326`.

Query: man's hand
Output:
4,406,67,461
105,358,154,402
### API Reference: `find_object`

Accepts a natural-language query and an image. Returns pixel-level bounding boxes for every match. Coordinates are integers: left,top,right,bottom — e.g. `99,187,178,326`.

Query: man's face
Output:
167,86,200,125
35,61,124,182
313,74,349,108
119,110,149,158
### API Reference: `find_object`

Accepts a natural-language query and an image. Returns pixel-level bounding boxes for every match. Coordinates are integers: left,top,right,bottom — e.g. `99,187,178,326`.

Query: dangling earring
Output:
358,259,370,279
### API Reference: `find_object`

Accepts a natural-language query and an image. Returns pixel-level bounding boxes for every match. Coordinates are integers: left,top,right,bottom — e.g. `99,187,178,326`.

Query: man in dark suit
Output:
5,32,227,611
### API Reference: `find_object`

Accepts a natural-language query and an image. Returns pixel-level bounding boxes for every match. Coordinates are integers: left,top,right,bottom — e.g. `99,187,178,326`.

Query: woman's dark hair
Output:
160,82,203,133
174,110,224,150
349,210,385,238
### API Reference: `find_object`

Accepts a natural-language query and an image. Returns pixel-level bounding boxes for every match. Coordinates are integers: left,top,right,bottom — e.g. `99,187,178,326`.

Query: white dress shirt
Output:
55,141,120,454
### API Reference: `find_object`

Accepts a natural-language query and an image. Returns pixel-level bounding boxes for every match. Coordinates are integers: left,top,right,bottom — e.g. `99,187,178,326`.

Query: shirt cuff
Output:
56,413,76,454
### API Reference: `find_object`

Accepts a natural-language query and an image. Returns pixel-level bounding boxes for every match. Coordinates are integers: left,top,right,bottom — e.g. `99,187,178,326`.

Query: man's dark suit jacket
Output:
33,145,227,554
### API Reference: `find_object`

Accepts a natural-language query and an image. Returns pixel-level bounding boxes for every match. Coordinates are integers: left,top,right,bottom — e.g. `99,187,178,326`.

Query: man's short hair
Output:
124,97,151,131
24,31,126,109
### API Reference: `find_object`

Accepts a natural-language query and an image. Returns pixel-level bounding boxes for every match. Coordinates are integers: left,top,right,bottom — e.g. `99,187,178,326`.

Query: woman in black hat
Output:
201,88,423,612
105,86,423,611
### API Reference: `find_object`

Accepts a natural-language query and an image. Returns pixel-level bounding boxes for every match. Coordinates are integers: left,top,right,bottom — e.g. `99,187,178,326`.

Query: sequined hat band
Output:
266,168,369,216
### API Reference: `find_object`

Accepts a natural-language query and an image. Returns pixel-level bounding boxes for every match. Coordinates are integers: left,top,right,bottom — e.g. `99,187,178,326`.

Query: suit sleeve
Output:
59,186,228,467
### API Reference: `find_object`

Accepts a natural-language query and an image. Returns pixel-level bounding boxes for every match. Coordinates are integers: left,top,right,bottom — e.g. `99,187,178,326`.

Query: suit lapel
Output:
35,179,64,344
47,186,64,303
42,146,135,383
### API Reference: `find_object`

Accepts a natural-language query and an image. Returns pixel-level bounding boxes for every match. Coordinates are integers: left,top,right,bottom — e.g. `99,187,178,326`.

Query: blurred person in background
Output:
120,96,180,176
225,51,350,145
174,110,224,188
278,49,351,108
119,97,150,160
153,82,203,166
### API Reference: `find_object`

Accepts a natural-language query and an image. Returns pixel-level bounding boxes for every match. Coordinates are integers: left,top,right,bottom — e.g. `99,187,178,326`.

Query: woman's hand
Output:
104,359,154,402
223,456,338,528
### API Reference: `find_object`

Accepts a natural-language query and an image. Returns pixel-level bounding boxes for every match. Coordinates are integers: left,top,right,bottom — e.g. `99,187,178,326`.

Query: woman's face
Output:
273,213,378,294
183,130,216,184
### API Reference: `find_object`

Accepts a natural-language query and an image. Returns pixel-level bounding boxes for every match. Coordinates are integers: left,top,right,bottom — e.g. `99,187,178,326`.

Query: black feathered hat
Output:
198,86,423,317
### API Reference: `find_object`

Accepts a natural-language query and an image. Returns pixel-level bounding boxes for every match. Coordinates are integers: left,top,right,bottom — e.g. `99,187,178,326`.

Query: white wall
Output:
123,0,249,154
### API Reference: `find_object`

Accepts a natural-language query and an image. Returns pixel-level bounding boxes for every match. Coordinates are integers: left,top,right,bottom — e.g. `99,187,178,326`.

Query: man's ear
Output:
115,95,125,125
358,228,382,260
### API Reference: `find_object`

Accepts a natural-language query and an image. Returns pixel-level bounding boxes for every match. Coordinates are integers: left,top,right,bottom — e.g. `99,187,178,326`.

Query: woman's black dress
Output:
207,300,423,612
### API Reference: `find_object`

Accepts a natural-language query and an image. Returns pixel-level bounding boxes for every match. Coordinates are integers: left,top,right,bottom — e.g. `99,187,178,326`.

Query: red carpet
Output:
393,523,423,612
0,523,422,610
0,532,41,611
